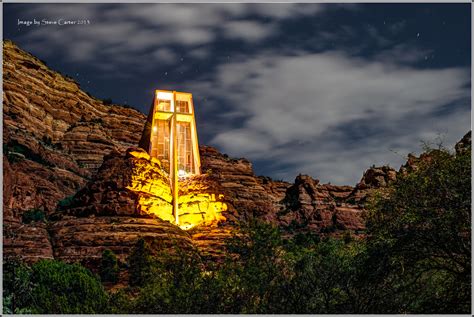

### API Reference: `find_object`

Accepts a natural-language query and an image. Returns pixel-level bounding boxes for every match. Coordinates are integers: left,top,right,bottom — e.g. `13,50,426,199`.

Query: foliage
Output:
363,145,471,313
3,259,108,314
21,209,46,224
3,260,36,314
128,238,154,286
29,260,108,313
132,248,218,314
5,140,52,166
3,141,470,314
219,220,288,313
102,98,113,105
57,194,75,209
119,222,367,314
105,289,133,314
100,249,119,284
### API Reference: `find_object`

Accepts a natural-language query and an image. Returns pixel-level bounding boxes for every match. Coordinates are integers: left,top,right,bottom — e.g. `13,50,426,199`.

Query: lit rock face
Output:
46,147,229,268
125,149,227,229
61,148,227,230
177,175,228,229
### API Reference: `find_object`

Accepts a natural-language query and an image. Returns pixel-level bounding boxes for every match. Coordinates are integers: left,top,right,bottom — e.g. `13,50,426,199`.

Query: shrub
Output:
102,98,113,105
29,260,108,313
128,238,153,286
2,260,36,313
100,249,119,284
3,259,108,314
364,145,471,313
57,194,75,209
22,209,45,224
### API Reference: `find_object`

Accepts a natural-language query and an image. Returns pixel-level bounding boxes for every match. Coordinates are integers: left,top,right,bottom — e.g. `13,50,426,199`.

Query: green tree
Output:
128,238,153,286
29,260,108,313
3,260,36,313
364,145,471,313
217,220,289,313
273,238,367,314
100,249,119,284
21,209,45,224
3,259,108,314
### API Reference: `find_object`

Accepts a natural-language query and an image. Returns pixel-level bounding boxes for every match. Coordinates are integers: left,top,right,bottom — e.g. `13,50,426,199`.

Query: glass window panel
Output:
157,99,171,112
176,100,189,113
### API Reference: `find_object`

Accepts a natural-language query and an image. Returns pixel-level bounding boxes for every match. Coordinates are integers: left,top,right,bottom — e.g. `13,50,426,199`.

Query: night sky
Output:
3,3,471,184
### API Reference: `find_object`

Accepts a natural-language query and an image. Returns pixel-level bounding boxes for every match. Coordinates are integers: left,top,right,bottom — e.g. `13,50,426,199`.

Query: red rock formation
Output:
3,221,54,263
3,39,146,218
46,147,228,268
3,39,145,264
200,145,290,223
277,174,365,233
3,39,470,274
49,217,194,269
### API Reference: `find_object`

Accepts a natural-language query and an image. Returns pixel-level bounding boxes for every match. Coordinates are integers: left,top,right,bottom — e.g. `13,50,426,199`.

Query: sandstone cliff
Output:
3,39,146,217
3,40,468,279
3,39,143,265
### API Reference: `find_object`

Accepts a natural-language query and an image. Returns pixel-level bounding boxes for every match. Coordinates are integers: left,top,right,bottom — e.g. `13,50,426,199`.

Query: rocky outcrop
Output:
3,39,146,219
49,216,194,269
347,165,397,205
277,175,365,233
44,147,229,268
3,39,145,264
3,220,54,263
4,40,470,275
200,146,368,234
200,145,291,223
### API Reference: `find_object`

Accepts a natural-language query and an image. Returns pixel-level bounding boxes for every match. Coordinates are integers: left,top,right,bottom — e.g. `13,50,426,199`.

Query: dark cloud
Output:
4,3,471,184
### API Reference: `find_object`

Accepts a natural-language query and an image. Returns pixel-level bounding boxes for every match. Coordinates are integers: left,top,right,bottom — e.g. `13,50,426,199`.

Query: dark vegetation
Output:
21,209,46,224
100,250,119,284
57,194,76,209
3,145,470,314
4,140,53,167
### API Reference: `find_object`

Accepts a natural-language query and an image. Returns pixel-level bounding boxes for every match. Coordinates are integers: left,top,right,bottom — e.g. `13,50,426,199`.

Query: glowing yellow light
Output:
146,89,203,228
127,147,226,230
156,91,173,100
